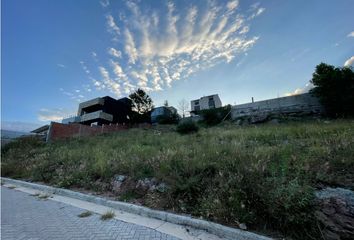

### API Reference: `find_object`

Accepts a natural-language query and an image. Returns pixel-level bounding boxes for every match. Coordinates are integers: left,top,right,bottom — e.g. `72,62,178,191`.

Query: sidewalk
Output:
1,179,271,240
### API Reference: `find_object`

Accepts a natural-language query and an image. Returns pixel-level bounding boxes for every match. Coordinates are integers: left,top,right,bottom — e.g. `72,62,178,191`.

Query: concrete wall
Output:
231,93,324,119
191,94,222,112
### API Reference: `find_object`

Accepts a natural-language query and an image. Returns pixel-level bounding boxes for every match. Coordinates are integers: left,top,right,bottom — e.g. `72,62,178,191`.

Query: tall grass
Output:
2,120,354,239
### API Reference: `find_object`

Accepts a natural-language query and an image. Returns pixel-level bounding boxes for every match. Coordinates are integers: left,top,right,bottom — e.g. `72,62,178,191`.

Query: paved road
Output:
1,187,180,240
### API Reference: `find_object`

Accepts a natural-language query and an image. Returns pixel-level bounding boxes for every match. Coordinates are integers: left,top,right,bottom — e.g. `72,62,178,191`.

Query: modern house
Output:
30,124,50,141
151,106,178,123
62,96,133,126
190,94,222,113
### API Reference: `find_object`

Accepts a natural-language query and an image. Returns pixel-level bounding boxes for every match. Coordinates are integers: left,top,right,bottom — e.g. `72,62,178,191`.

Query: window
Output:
195,100,199,105
195,106,200,111
208,98,215,108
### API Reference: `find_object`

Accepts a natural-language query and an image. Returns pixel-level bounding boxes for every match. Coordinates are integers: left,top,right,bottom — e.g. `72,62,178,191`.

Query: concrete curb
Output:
1,177,272,240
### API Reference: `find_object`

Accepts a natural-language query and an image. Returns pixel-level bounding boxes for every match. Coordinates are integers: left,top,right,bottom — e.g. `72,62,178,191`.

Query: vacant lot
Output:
2,120,354,239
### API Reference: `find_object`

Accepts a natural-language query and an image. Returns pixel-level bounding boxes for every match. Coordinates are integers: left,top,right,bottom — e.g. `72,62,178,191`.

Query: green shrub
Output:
176,121,199,134
156,113,179,124
196,105,231,126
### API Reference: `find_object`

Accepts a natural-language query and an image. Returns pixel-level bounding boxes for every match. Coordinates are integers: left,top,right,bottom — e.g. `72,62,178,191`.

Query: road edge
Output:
1,177,272,240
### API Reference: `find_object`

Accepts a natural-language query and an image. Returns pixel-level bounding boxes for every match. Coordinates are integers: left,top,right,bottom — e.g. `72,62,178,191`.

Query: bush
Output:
156,113,179,124
176,121,199,134
197,105,231,126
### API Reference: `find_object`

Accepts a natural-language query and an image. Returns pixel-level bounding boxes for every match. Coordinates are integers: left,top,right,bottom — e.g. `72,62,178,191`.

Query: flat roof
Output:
191,94,219,101
31,125,49,133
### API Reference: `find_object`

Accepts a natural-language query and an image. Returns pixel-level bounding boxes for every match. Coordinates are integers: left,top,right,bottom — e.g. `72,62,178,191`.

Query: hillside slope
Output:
2,120,354,239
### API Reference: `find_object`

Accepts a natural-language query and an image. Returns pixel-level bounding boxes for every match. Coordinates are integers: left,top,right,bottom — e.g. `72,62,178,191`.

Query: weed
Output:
30,192,41,197
38,193,51,200
78,211,92,218
100,210,115,220
118,190,141,202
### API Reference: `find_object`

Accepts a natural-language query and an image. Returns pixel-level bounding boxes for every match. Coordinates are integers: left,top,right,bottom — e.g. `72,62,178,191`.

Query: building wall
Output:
191,95,222,111
231,93,324,119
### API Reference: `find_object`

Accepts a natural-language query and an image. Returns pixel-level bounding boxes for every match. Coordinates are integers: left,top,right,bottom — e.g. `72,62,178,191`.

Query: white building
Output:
191,94,222,113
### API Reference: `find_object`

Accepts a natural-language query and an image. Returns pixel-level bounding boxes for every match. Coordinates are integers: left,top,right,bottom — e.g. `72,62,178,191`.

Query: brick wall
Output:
47,122,130,141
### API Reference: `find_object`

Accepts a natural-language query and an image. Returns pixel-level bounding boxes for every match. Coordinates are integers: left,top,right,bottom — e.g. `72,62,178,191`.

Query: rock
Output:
250,114,268,124
114,175,127,182
315,187,354,240
111,174,127,193
156,183,169,193
235,119,242,126
135,178,158,194
239,223,247,230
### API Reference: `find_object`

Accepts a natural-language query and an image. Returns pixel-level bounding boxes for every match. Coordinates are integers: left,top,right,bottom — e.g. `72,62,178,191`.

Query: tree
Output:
310,63,354,117
129,89,154,123
163,100,169,107
177,99,189,118
129,88,154,114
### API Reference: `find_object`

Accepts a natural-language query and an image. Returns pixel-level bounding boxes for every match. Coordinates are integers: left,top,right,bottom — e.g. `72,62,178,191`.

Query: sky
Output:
2,0,354,131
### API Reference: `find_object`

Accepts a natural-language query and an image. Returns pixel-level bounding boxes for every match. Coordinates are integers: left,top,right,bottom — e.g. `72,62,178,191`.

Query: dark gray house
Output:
62,96,133,126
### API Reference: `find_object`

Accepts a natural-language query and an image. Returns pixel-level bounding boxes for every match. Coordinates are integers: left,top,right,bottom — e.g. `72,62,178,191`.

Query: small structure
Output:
151,106,178,123
31,124,50,141
62,96,132,126
191,94,222,113
30,125,49,136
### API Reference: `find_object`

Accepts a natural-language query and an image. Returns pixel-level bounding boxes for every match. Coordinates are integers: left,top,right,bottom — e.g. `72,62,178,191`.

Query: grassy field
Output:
2,119,354,239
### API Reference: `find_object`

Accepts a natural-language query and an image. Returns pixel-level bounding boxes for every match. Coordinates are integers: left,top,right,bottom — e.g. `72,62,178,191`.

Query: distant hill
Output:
1,129,32,139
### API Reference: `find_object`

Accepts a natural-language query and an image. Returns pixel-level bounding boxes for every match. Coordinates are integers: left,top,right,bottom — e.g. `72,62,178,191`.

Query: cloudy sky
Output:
2,0,354,131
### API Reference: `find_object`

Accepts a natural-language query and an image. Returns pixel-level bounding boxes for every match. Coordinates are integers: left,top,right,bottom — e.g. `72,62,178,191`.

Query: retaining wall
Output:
231,93,324,119
47,122,129,141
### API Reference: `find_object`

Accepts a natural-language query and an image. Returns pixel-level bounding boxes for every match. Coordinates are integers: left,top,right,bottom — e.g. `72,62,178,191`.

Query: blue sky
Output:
2,0,354,131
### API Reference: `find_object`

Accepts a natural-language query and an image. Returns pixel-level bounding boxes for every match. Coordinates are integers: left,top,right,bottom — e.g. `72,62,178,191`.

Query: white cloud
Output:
80,61,91,74
57,63,66,68
83,0,263,95
106,14,120,40
227,0,239,11
98,66,121,96
344,56,354,67
124,28,138,64
100,0,109,8
347,31,354,37
108,47,122,58
284,83,314,97
38,108,75,122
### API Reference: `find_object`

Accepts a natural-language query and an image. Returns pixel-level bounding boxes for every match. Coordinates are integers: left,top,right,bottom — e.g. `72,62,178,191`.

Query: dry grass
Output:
37,193,51,200
30,192,41,197
100,210,115,220
78,211,93,218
